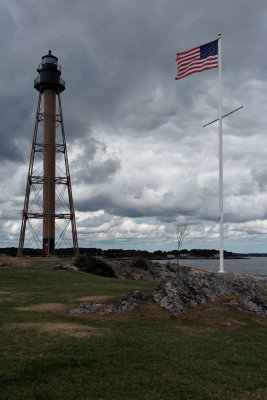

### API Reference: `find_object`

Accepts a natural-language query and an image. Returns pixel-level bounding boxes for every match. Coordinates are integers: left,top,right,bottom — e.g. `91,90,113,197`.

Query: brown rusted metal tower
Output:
17,51,79,256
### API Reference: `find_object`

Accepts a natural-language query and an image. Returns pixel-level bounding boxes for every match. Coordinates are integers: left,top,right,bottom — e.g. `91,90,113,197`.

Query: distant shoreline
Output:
152,256,249,261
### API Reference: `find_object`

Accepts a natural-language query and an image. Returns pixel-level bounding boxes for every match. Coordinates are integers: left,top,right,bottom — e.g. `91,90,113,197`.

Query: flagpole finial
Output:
218,33,222,38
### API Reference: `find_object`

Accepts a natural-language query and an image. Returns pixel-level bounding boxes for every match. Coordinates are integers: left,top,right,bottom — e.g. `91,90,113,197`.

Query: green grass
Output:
0,261,267,399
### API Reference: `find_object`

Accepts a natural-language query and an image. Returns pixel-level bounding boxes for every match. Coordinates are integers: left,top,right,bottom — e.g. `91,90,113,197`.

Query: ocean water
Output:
155,257,267,278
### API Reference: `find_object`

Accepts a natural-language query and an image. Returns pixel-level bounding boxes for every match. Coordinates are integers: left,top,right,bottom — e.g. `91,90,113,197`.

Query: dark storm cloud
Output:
2,0,267,147
0,95,34,162
72,137,121,184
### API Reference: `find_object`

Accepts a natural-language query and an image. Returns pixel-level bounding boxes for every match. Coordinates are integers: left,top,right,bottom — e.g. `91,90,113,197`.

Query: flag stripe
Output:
177,60,218,79
176,46,199,57
178,56,218,75
177,64,218,79
177,54,200,66
176,49,199,61
176,52,199,64
175,64,218,80
175,40,218,80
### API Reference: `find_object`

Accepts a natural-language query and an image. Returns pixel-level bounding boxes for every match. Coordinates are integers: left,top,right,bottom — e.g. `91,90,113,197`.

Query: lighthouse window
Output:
43,56,57,64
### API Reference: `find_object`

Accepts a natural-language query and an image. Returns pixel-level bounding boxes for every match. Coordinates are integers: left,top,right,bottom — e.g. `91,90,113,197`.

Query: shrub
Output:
130,257,149,270
74,254,116,278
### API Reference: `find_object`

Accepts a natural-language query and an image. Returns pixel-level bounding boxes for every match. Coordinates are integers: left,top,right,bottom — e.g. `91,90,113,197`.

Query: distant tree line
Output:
1,246,261,258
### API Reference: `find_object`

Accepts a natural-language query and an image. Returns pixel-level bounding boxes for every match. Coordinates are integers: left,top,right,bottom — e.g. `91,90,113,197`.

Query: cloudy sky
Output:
1,0,267,253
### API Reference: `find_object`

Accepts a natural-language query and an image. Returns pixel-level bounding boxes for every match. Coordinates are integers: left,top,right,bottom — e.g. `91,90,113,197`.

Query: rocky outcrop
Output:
107,259,180,281
69,290,152,315
153,266,267,316
70,265,267,318
228,296,267,317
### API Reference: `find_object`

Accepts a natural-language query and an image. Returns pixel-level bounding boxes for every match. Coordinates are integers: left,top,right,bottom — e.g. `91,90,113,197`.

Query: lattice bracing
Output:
17,91,78,256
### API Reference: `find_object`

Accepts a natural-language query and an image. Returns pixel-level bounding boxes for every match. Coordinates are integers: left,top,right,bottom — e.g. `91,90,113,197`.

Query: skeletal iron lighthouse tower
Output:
17,51,79,256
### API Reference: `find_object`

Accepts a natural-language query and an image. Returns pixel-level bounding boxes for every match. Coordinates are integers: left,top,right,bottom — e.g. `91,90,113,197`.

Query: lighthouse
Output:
17,51,78,256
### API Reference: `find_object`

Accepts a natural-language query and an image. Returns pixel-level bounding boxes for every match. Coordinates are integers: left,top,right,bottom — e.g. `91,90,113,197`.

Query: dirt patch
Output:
125,302,174,321
0,291,28,302
174,325,216,336
1,256,38,267
0,256,75,268
75,295,119,303
240,387,267,400
5,322,107,338
100,301,173,322
171,300,252,336
16,303,68,312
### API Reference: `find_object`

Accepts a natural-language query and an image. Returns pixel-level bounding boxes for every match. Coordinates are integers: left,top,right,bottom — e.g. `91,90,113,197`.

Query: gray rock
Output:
153,267,267,316
230,296,267,317
222,321,233,327
54,264,78,271
69,290,152,315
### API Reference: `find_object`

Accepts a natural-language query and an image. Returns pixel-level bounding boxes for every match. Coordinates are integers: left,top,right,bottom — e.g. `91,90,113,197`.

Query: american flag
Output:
175,40,218,80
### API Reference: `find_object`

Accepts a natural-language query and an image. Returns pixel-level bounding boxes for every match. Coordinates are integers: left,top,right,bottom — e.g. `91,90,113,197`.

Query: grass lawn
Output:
0,258,267,400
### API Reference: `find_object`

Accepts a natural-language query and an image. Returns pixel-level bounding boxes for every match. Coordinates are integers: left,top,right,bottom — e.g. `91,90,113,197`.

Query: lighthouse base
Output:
43,238,55,256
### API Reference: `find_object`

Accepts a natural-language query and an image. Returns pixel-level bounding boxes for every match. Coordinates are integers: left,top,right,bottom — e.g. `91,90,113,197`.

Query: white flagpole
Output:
218,33,224,273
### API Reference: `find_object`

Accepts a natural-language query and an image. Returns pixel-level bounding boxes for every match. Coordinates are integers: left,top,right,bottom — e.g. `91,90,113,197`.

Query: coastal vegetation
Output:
0,259,267,399
74,253,116,277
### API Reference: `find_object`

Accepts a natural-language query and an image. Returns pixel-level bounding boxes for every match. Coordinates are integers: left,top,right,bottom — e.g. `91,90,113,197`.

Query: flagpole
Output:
218,33,224,273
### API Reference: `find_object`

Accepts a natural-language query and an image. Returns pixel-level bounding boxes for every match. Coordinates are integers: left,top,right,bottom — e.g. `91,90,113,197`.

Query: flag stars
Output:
200,41,218,59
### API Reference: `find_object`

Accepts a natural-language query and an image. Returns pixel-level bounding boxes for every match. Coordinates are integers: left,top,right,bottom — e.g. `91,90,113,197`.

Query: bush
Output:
74,254,116,278
130,257,149,270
